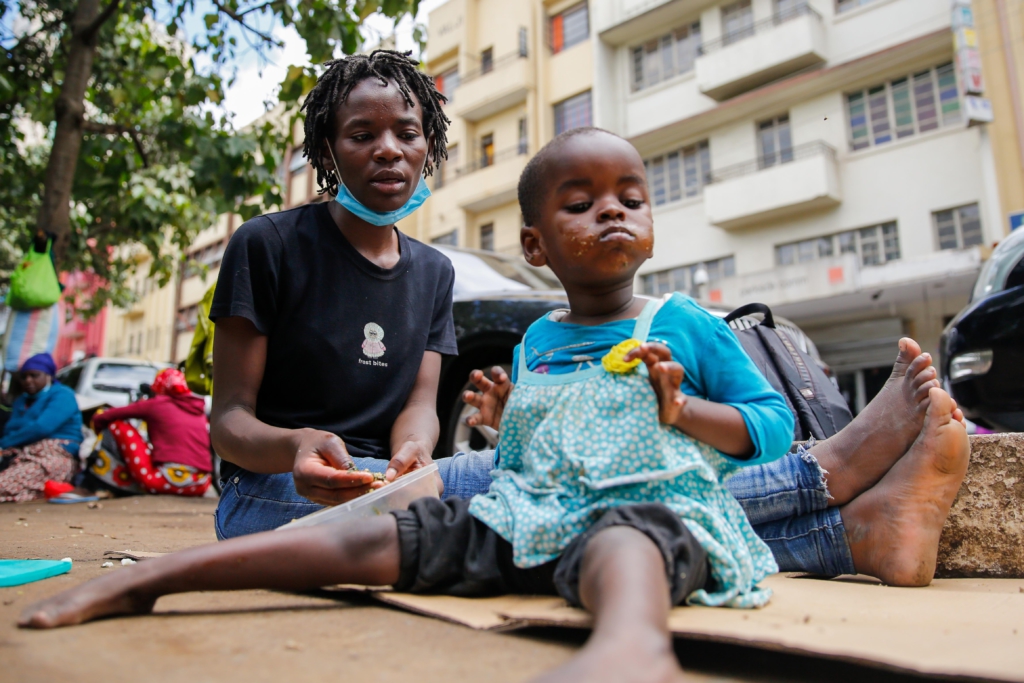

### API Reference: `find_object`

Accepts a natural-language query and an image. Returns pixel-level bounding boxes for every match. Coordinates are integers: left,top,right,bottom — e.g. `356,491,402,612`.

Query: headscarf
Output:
152,368,190,396
20,353,56,377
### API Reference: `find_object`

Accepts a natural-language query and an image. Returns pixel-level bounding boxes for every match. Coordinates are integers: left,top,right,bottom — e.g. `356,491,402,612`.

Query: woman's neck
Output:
327,201,401,270
561,281,646,326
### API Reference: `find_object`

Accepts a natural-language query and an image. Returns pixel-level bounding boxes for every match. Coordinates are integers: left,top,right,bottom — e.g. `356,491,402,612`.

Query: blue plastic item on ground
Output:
0,559,72,587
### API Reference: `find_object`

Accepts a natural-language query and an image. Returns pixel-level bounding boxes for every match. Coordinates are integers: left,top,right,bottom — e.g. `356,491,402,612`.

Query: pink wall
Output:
54,271,107,369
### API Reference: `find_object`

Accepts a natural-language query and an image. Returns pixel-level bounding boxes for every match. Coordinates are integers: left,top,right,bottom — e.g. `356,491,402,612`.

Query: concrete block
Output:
937,433,1024,578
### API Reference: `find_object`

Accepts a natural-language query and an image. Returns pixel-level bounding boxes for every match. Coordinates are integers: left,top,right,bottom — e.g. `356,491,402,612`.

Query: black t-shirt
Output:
210,202,457,466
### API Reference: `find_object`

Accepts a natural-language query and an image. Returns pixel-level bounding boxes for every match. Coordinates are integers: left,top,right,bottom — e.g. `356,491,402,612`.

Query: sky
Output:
220,0,450,128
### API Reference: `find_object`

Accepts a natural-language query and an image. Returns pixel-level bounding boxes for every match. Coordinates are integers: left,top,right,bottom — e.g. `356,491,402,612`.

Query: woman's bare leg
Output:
534,526,687,683
19,516,401,629
840,387,970,586
811,338,940,505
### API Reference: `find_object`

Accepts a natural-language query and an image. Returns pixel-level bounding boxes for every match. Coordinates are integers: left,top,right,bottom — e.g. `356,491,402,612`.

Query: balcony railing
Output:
709,141,836,184
457,145,528,178
458,48,529,87
698,2,821,55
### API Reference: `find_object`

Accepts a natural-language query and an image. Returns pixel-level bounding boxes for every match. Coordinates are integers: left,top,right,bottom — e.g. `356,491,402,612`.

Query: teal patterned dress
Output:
468,299,778,608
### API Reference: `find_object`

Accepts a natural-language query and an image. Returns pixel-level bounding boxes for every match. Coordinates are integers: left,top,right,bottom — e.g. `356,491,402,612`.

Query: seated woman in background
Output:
88,369,211,497
0,353,82,502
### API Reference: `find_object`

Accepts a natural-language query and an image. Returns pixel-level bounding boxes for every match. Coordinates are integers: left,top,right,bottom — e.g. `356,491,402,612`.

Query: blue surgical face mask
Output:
334,176,431,226
326,141,431,227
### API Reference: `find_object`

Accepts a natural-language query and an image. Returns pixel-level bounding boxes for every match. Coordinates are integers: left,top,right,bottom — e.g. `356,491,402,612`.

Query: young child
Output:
20,128,793,683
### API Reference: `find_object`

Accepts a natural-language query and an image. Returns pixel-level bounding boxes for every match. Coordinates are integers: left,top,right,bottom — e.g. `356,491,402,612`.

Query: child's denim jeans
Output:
214,447,856,577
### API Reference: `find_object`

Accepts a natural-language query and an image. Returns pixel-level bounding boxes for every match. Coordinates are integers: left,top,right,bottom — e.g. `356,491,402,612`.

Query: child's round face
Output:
323,79,430,213
524,133,654,289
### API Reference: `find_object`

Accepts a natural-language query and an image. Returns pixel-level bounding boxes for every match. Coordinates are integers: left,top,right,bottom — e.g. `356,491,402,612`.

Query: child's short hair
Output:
301,50,451,196
517,127,629,227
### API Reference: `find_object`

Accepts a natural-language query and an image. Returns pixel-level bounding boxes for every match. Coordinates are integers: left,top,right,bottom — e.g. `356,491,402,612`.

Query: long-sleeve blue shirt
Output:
1,382,82,454
511,293,794,466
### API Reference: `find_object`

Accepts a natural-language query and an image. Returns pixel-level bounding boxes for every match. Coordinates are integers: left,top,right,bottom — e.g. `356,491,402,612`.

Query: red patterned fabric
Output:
0,439,77,502
152,368,190,396
91,420,210,497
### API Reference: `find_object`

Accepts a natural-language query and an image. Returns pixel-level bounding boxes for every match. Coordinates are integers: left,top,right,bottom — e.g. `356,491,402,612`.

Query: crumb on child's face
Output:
522,133,654,290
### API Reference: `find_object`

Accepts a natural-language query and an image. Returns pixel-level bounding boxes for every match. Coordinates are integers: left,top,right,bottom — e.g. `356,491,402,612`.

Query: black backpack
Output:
725,303,853,442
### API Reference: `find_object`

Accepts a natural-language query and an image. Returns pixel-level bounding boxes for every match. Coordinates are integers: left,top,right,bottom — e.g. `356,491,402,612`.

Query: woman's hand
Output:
624,342,688,425
292,429,378,506
386,438,439,491
462,366,512,431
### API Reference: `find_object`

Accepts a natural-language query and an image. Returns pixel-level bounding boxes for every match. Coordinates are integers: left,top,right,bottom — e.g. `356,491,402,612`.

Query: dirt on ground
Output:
0,496,947,683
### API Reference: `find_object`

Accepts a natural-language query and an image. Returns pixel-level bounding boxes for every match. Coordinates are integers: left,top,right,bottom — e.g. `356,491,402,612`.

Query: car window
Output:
971,228,1024,301
91,364,159,391
436,247,561,296
57,366,84,390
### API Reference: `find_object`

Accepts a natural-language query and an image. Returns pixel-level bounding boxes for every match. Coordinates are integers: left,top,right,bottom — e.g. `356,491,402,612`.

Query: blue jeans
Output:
214,448,856,576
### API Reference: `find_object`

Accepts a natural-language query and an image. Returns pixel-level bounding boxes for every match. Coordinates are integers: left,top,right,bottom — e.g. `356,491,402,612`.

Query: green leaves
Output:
1,0,423,315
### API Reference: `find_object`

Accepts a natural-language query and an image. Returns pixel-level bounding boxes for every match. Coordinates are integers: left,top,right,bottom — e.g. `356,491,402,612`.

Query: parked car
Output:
56,357,172,409
433,246,828,458
940,228,1024,432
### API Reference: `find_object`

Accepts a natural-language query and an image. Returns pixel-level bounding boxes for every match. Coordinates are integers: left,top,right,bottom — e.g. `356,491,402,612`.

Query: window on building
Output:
630,22,701,92
519,26,529,57
721,0,754,46
550,2,589,54
434,67,459,103
773,0,803,17
847,63,962,151
479,223,495,251
480,133,495,168
776,222,901,268
553,91,592,135
480,47,493,74
758,114,793,169
643,141,711,206
446,144,459,184
640,256,736,298
836,0,879,13
934,203,983,251
518,117,528,154
431,230,459,246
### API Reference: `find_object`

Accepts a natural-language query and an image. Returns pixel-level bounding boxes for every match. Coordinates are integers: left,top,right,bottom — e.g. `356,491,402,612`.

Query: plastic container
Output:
276,464,440,530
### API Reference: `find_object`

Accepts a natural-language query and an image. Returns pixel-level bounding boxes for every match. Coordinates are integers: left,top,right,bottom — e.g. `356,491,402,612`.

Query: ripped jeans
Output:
725,441,856,576
215,444,856,576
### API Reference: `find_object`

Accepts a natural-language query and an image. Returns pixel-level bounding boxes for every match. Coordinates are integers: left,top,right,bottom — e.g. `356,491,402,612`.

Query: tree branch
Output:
210,0,279,45
82,121,149,167
81,0,125,41
238,1,276,17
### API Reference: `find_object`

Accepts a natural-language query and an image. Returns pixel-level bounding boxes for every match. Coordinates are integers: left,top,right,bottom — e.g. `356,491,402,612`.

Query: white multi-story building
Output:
591,0,1003,411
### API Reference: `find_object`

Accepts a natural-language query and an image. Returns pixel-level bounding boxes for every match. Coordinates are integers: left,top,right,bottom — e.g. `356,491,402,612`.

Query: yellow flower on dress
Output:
602,338,643,374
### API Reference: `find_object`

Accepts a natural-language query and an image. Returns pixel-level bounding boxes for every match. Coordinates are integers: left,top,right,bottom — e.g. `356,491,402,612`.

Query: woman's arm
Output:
210,316,375,504
91,400,153,434
0,390,79,449
386,351,442,485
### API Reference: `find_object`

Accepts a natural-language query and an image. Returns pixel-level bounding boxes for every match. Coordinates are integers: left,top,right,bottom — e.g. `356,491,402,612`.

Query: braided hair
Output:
301,49,450,196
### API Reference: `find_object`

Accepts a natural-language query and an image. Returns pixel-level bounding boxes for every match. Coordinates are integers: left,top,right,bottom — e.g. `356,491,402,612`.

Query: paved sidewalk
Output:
0,496,940,683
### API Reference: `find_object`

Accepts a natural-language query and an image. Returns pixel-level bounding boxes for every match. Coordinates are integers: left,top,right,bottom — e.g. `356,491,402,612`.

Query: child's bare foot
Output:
841,387,969,586
811,338,939,504
532,633,687,683
18,572,156,628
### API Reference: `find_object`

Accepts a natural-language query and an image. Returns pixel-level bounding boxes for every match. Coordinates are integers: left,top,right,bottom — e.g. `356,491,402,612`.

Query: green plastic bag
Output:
7,240,61,311
184,284,216,395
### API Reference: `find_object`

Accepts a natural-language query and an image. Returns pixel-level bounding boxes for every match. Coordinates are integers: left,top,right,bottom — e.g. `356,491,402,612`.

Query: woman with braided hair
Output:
210,50,494,537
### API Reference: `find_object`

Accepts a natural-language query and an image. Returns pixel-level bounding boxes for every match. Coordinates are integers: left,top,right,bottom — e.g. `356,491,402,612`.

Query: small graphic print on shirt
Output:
360,322,388,366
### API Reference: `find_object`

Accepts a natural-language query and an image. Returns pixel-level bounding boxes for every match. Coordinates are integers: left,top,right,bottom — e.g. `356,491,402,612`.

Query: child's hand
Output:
462,366,512,431
624,342,688,425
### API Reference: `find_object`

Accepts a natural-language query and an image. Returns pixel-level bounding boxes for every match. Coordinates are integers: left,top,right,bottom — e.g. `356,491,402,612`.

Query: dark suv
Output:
432,246,564,458
940,228,1024,432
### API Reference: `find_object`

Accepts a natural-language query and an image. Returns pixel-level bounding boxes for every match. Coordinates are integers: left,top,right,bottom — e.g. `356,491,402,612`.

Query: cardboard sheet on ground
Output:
330,574,1024,681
